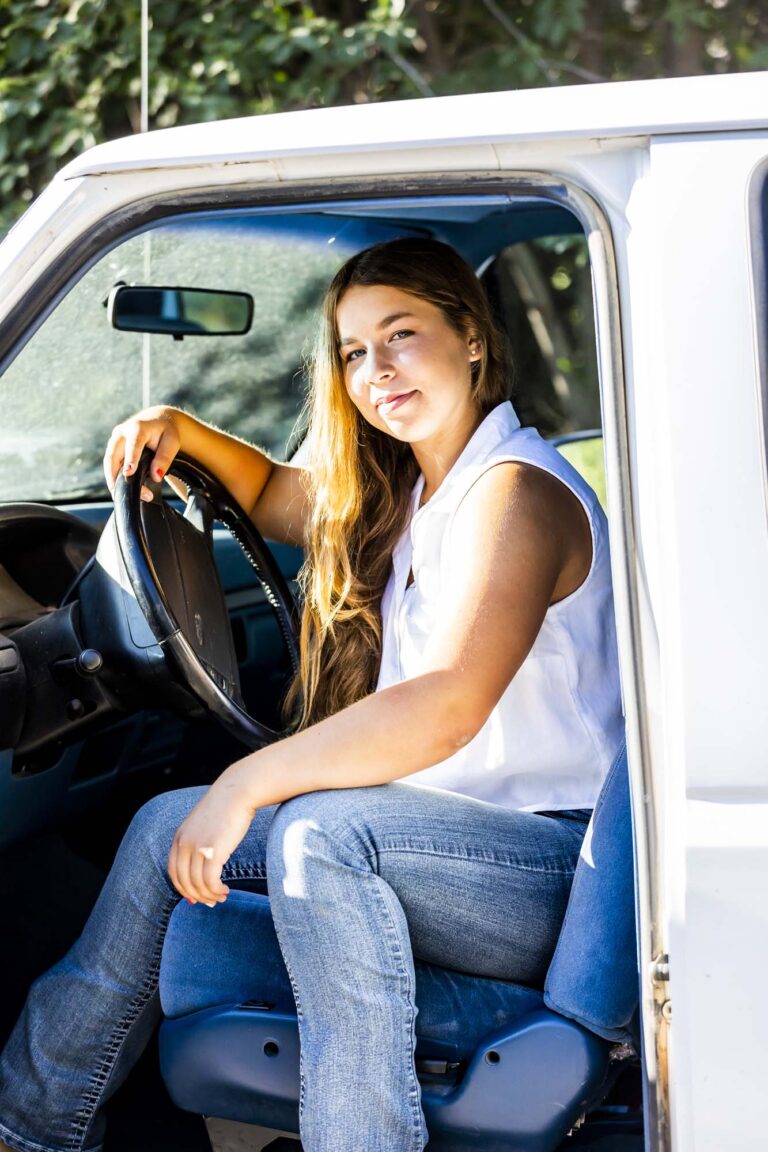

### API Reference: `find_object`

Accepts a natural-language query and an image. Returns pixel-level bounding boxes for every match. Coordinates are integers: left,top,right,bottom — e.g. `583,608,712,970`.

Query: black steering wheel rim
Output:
114,448,301,749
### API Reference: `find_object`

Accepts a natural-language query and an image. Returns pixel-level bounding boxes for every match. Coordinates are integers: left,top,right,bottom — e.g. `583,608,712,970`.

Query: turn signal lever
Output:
51,648,104,681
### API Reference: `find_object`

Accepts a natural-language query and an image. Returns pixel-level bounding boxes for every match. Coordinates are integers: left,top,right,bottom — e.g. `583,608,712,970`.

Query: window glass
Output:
485,234,603,501
0,215,389,502
0,204,602,504
486,235,599,434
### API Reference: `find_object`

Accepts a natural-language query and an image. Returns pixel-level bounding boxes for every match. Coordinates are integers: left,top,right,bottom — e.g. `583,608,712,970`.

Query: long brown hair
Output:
284,237,511,730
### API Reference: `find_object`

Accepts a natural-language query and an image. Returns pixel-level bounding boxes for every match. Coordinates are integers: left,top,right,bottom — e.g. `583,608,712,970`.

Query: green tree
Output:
1,0,766,234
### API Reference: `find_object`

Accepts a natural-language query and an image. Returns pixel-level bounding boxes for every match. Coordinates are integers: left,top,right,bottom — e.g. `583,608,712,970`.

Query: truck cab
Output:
1,71,767,1152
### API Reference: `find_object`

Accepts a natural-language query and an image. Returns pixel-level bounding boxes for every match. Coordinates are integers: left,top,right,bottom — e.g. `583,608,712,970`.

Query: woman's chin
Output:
374,411,427,441
379,419,427,445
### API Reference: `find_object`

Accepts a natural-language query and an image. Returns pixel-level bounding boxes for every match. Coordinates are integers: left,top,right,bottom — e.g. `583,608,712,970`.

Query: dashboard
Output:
0,505,100,753
0,501,300,851
0,504,99,628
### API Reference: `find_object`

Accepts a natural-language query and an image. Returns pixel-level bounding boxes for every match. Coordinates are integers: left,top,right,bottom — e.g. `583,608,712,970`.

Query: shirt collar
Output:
411,399,521,520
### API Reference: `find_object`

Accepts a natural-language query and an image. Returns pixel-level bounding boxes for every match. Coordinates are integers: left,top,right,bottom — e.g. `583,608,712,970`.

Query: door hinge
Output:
651,952,670,983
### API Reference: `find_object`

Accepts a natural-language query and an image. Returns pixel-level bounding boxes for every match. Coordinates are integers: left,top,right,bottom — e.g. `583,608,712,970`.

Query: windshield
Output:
0,213,404,502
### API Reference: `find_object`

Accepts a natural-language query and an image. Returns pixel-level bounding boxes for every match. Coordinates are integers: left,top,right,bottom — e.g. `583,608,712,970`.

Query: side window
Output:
0,216,353,503
485,234,605,506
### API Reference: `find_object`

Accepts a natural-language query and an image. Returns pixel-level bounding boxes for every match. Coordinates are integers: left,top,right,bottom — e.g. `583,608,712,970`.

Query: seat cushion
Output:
160,888,545,1063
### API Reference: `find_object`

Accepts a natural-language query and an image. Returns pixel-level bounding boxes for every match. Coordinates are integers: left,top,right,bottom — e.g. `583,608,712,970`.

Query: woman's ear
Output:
468,335,482,362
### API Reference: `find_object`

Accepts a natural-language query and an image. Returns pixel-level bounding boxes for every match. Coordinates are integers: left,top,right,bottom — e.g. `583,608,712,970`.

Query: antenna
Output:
140,0,151,405
140,0,149,133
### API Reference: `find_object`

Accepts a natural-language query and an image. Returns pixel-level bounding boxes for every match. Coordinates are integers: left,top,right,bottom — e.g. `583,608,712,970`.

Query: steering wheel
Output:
113,448,301,749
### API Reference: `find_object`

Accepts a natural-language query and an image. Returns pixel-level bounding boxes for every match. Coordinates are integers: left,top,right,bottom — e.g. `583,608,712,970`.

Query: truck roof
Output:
62,71,768,180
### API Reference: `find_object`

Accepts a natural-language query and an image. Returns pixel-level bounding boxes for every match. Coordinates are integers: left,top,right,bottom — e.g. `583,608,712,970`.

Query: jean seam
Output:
221,864,267,880
271,942,306,1125
0,1119,102,1152
369,877,426,1152
267,860,306,1126
66,896,176,1151
368,845,579,876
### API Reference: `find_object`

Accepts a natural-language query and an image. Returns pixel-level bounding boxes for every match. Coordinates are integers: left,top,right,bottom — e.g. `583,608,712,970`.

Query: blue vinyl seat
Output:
158,743,639,1151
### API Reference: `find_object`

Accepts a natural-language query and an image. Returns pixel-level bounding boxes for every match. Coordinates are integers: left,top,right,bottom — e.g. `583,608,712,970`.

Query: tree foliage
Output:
1,0,766,233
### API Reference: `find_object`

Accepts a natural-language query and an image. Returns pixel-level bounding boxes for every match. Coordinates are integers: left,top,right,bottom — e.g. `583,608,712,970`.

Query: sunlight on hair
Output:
282,238,512,732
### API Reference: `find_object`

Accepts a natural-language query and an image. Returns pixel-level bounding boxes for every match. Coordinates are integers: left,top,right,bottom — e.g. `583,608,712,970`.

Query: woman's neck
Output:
412,404,484,504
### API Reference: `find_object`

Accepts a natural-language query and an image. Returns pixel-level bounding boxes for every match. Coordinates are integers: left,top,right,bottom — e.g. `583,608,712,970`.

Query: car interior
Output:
0,192,642,1151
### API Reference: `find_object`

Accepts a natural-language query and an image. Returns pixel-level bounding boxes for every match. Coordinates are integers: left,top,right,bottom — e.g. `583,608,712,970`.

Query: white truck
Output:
0,70,766,1152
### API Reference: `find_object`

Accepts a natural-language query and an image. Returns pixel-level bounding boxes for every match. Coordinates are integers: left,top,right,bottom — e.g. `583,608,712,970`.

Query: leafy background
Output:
1,0,765,507
1,0,766,236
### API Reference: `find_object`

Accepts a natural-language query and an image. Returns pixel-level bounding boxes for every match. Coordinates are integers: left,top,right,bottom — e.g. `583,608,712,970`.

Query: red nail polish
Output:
156,467,164,479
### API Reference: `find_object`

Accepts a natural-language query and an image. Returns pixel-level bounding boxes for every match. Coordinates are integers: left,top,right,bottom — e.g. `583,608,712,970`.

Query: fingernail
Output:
186,897,196,904
140,490,153,502
156,467,164,479
205,901,216,909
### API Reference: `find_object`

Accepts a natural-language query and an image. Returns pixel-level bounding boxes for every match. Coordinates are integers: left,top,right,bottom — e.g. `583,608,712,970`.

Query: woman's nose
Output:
366,347,394,385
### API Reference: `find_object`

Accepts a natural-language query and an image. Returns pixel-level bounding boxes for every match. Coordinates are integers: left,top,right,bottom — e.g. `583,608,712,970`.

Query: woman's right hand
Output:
103,406,184,503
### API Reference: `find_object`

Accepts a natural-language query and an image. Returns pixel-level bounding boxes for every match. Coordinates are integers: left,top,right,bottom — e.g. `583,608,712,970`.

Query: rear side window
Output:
485,235,603,505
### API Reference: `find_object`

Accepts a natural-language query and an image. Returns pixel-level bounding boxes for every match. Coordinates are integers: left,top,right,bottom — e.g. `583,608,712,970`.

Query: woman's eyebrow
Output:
338,312,416,349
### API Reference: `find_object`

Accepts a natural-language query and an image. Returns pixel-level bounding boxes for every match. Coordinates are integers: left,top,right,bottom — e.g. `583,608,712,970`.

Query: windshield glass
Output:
0,213,402,502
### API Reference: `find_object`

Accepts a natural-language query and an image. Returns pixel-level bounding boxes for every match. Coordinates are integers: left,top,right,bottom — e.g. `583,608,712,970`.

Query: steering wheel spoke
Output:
183,488,216,536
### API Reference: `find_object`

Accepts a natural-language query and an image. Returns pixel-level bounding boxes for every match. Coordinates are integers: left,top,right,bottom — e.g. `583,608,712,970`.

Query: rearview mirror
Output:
107,284,254,339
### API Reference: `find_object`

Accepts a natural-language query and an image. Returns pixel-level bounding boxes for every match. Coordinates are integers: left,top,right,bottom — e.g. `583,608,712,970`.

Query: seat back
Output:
544,741,639,1043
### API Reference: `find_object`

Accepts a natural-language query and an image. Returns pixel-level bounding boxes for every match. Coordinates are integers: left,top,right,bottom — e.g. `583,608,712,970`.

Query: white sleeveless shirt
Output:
375,400,624,812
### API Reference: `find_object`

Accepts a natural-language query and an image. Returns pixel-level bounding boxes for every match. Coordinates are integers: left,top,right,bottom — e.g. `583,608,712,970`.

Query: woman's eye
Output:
345,348,364,363
391,329,413,342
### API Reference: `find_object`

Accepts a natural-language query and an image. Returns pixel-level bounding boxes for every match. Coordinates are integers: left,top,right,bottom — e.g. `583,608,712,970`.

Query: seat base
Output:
160,1005,610,1152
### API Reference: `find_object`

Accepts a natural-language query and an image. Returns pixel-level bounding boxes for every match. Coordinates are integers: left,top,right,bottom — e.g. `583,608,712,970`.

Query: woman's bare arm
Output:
104,405,309,546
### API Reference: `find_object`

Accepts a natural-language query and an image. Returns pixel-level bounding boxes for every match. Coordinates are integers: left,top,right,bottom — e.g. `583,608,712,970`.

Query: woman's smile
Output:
375,389,419,416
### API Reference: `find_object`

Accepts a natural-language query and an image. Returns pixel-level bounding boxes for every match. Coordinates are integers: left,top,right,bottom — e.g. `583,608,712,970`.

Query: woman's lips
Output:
377,390,418,415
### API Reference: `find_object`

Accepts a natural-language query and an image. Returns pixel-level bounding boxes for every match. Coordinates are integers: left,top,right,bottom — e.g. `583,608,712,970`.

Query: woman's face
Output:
336,284,481,451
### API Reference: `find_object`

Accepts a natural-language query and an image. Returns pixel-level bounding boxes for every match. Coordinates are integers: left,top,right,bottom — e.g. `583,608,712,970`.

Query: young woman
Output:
0,238,623,1152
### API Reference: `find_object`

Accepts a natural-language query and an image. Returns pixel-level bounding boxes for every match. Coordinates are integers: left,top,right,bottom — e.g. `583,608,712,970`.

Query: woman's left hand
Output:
168,769,258,906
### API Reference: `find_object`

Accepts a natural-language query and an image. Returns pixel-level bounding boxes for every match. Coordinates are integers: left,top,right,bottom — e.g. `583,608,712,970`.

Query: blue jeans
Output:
0,783,590,1152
